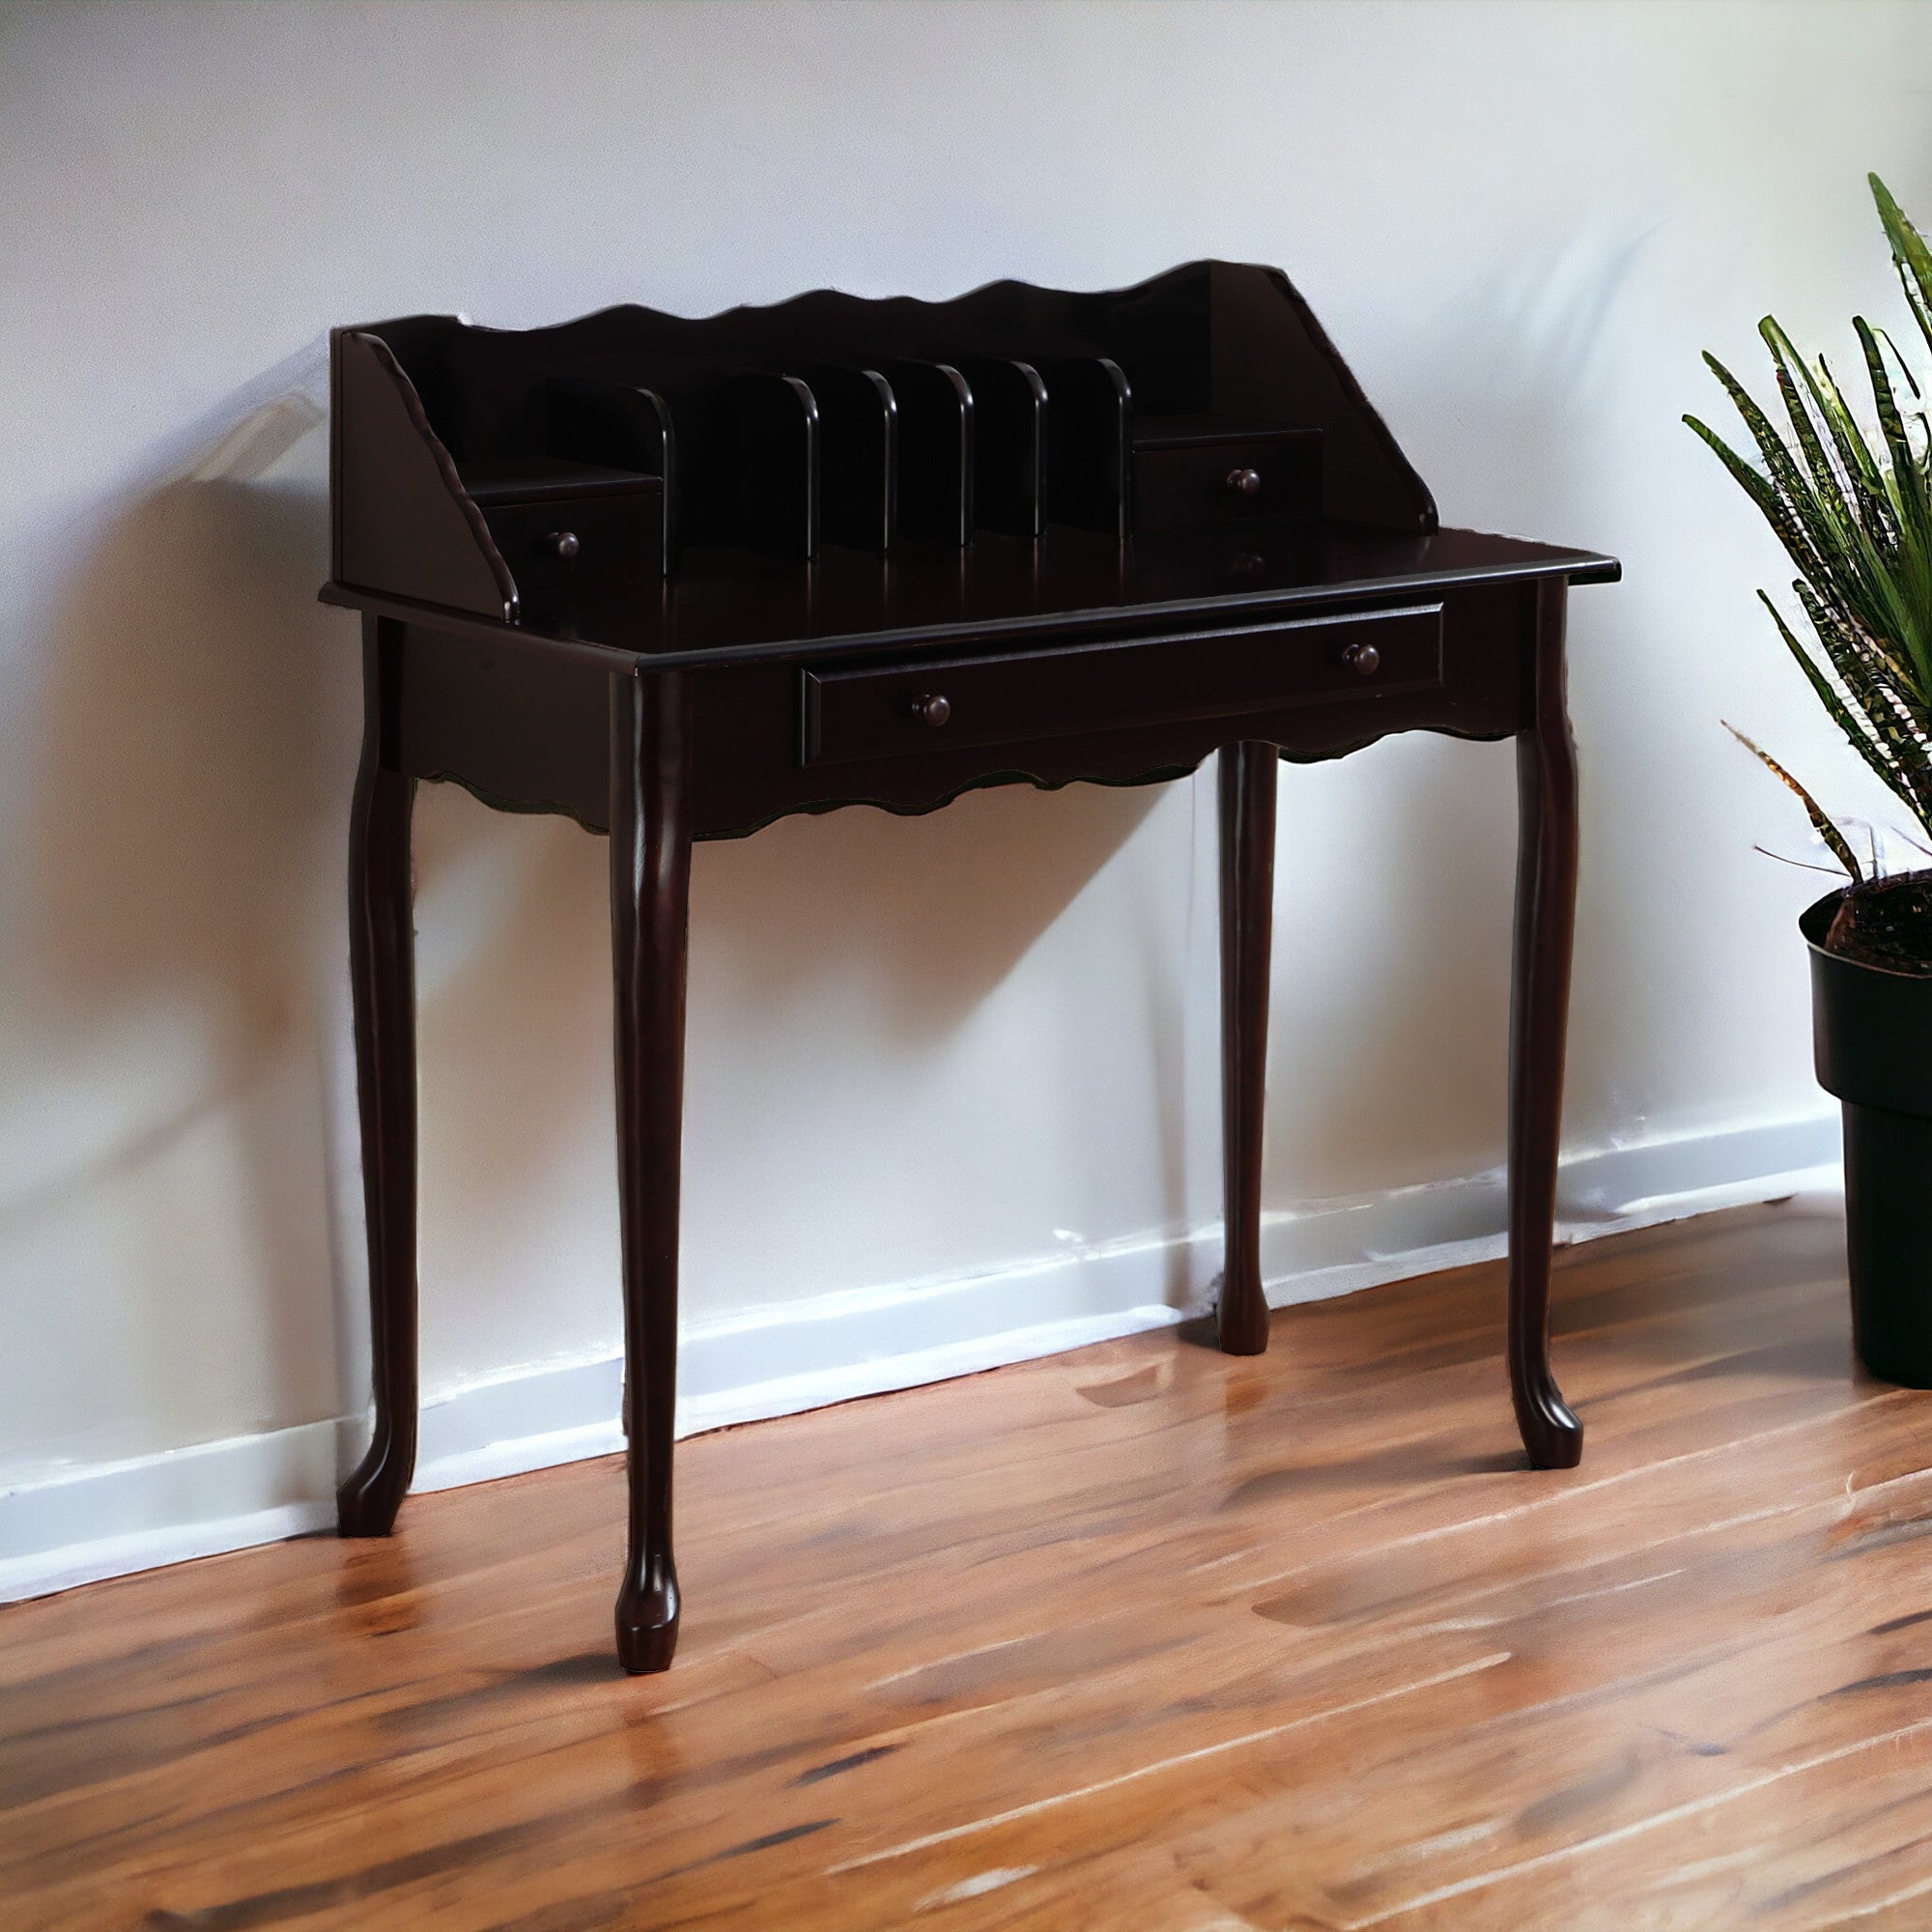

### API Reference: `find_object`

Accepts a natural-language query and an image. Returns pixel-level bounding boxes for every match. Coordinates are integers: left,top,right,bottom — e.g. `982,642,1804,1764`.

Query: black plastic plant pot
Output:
1804,889,1932,1386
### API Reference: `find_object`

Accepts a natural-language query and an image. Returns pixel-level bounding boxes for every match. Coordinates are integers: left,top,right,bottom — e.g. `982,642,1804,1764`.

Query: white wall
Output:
3,0,1923,1591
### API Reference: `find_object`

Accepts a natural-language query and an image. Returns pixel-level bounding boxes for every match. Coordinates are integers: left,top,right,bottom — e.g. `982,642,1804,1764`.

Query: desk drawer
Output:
472,488,662,630
801,603,1443,766
1133,427,1321,535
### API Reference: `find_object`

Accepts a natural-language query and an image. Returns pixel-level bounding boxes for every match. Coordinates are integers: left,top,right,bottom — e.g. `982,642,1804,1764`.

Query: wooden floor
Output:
9,1200,1932,1930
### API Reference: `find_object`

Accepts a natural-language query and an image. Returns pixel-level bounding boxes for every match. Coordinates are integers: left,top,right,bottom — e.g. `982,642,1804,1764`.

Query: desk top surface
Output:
324,523,1618,674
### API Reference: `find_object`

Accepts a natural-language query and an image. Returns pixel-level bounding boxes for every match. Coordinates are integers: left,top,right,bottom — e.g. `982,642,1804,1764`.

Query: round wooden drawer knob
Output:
1342,641,1380,677
1227,467,1264,497
545,530,582,559
907,693,952,727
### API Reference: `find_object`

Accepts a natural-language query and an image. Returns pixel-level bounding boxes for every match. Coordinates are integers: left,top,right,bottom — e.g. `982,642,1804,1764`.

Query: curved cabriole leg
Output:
339,617,420,1538
1508,584,1584,1468
610,668,693,1673
1218,741,1277,1356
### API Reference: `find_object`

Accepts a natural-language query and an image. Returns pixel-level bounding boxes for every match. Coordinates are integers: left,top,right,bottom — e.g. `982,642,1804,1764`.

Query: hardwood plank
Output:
5,1200,1930,1931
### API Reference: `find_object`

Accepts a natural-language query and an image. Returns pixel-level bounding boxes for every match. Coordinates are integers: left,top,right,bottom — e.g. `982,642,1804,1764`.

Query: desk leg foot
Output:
1218,742,1276,1357
611,670,692,1675
1508,585,1582,1470
617,1557,681,1675
338,1429,412,1539
1513,1361,1583,1469
340,620,418,1540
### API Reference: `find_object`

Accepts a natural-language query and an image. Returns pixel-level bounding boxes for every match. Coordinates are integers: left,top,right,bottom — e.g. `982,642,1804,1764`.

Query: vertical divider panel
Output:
690,373,820,559
961,358,1047,539
1044,356,1132,539
882,361,974,546
808,367,897,553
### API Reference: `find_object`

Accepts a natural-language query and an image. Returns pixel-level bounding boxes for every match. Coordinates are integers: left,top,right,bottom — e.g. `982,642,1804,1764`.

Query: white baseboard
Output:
0,1112,1842,1605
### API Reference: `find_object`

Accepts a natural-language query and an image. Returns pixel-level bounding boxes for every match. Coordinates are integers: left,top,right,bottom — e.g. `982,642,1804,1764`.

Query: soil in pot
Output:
1826,869,1932,974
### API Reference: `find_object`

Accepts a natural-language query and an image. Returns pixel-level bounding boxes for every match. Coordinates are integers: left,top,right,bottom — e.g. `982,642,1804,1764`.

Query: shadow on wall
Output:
1263,730,1519,1208
700,780,1168,1037
408,762,1171,1237
17,349,1175,1463
1430,220,1655,1151
1258,229,1648,1209
26,459,359,1452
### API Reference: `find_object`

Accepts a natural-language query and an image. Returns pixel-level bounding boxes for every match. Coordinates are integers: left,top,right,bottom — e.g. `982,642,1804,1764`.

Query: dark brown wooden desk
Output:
321,264,1618,1672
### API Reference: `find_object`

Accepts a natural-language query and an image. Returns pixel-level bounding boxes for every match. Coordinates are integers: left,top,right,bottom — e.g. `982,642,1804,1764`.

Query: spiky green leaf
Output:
1873,173,1932,358
1724,722,1865,883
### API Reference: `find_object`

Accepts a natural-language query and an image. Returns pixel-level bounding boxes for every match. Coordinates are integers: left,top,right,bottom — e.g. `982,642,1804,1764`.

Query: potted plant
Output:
1687,174,1932,1386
